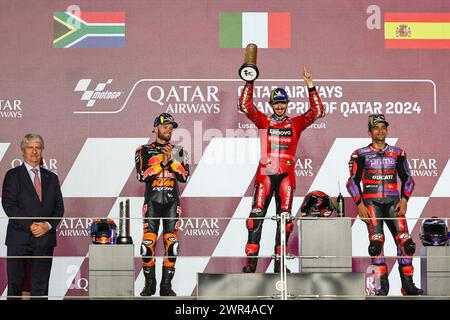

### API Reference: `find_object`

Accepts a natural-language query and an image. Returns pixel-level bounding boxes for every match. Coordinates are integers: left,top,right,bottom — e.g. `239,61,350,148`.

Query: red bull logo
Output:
148,154,163,165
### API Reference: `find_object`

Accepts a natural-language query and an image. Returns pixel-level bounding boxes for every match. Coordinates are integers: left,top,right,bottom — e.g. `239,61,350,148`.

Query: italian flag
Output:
385,12,450,48
220,12,291,48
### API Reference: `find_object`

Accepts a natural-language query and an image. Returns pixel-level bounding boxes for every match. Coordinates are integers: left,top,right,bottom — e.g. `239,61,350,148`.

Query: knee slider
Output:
141,233,157,263
247,209,264,231
403,238,416,255
369,240,384,257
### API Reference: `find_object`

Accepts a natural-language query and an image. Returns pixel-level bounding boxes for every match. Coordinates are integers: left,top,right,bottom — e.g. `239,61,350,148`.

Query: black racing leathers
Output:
135,142,189,268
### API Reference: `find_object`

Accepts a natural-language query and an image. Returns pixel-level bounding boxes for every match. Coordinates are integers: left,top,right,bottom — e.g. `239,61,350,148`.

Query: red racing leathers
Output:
239,82,324,272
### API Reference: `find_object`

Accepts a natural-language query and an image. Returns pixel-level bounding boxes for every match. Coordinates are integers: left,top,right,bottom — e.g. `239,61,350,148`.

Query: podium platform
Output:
421,246,450,296
298,218,352,272
88,244,135,297
197,272,365,299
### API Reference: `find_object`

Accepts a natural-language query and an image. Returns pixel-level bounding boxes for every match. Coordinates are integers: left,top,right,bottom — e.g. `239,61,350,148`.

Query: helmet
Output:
153,113,178,128
300,190,336,217
269,88,289,104
419,217,448,246
90,218,117,244
368,114,389,131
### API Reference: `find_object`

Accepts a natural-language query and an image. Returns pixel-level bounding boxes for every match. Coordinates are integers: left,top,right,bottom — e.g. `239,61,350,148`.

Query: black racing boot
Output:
375,275,390,296
274,259,291,273
242,256,258,273
160,267,177,296
140,266,156,296
400,276,423,296
400,264,423,296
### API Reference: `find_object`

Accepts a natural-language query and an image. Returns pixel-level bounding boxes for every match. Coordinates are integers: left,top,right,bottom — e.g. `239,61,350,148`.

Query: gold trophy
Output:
239,43,259,82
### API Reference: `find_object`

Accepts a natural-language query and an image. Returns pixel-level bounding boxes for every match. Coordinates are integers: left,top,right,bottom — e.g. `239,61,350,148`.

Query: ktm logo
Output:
152,179,175,187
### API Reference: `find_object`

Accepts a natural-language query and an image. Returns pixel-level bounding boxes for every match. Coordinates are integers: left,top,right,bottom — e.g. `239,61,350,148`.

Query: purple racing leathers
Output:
346,144,420,295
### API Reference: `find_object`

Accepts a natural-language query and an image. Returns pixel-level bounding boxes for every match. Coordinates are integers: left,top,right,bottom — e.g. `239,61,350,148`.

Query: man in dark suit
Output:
2,134,64,299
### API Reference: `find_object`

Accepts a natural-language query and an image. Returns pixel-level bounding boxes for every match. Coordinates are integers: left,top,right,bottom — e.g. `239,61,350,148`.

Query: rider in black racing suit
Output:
135,113,189,297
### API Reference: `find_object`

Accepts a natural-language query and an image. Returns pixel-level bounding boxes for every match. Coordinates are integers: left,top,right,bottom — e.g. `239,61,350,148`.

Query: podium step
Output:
197,272,365,299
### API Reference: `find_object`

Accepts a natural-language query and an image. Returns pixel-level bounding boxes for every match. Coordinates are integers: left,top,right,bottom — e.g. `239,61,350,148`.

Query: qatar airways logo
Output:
74,79,122,107
12,158,59,175
178,218,220,237
295,158,314,177
147,85,220,114
408,158,438,177
0,99,22,118
57,218,93,237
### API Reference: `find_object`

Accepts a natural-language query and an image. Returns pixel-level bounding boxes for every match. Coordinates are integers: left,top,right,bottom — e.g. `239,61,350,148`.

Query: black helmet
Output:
90,218,117,244
419,217,448,246
300,190,336,217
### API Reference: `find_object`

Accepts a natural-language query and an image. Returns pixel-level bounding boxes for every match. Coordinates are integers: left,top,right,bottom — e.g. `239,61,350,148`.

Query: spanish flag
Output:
385,13,450,49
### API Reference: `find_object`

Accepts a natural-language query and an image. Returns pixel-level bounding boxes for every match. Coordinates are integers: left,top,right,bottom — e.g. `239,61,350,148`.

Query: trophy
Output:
239,43,259,82
117,199,133,244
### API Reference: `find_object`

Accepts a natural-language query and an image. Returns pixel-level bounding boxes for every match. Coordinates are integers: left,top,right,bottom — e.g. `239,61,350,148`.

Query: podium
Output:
88,244,135,297
197,273,365,299
197,218,364,299
421,246,450,296
298,218,352,272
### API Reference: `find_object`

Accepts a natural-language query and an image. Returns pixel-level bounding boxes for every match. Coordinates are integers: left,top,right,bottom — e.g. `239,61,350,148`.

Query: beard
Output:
274,111,286,118
373,134,386,142
158,131,171,142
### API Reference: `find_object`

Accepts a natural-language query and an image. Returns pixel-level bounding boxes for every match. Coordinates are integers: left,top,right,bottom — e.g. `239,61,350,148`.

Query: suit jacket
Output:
2,164,64,247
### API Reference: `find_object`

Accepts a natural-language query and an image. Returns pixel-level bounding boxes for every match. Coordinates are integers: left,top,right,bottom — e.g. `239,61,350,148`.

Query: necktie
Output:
31,168,42,201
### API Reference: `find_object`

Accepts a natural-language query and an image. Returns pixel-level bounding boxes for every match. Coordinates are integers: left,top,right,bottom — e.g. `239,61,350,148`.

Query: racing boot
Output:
140,266,156,296
243,243,259,273
375,275,390,296
160,267,176,296
242,257,257,273
401,277,423,296
400,264,423,296
274,259,291,273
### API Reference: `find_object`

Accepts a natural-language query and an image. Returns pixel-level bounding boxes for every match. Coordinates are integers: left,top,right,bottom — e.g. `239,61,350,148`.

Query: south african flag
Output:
53,12,125,48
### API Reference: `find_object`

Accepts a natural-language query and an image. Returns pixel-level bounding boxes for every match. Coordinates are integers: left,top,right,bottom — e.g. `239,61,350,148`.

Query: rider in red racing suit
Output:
135,113,189,296
239,67,325,273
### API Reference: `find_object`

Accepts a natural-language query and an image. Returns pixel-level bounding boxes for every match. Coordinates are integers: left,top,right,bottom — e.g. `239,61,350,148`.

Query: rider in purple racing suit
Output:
346,114,422,296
